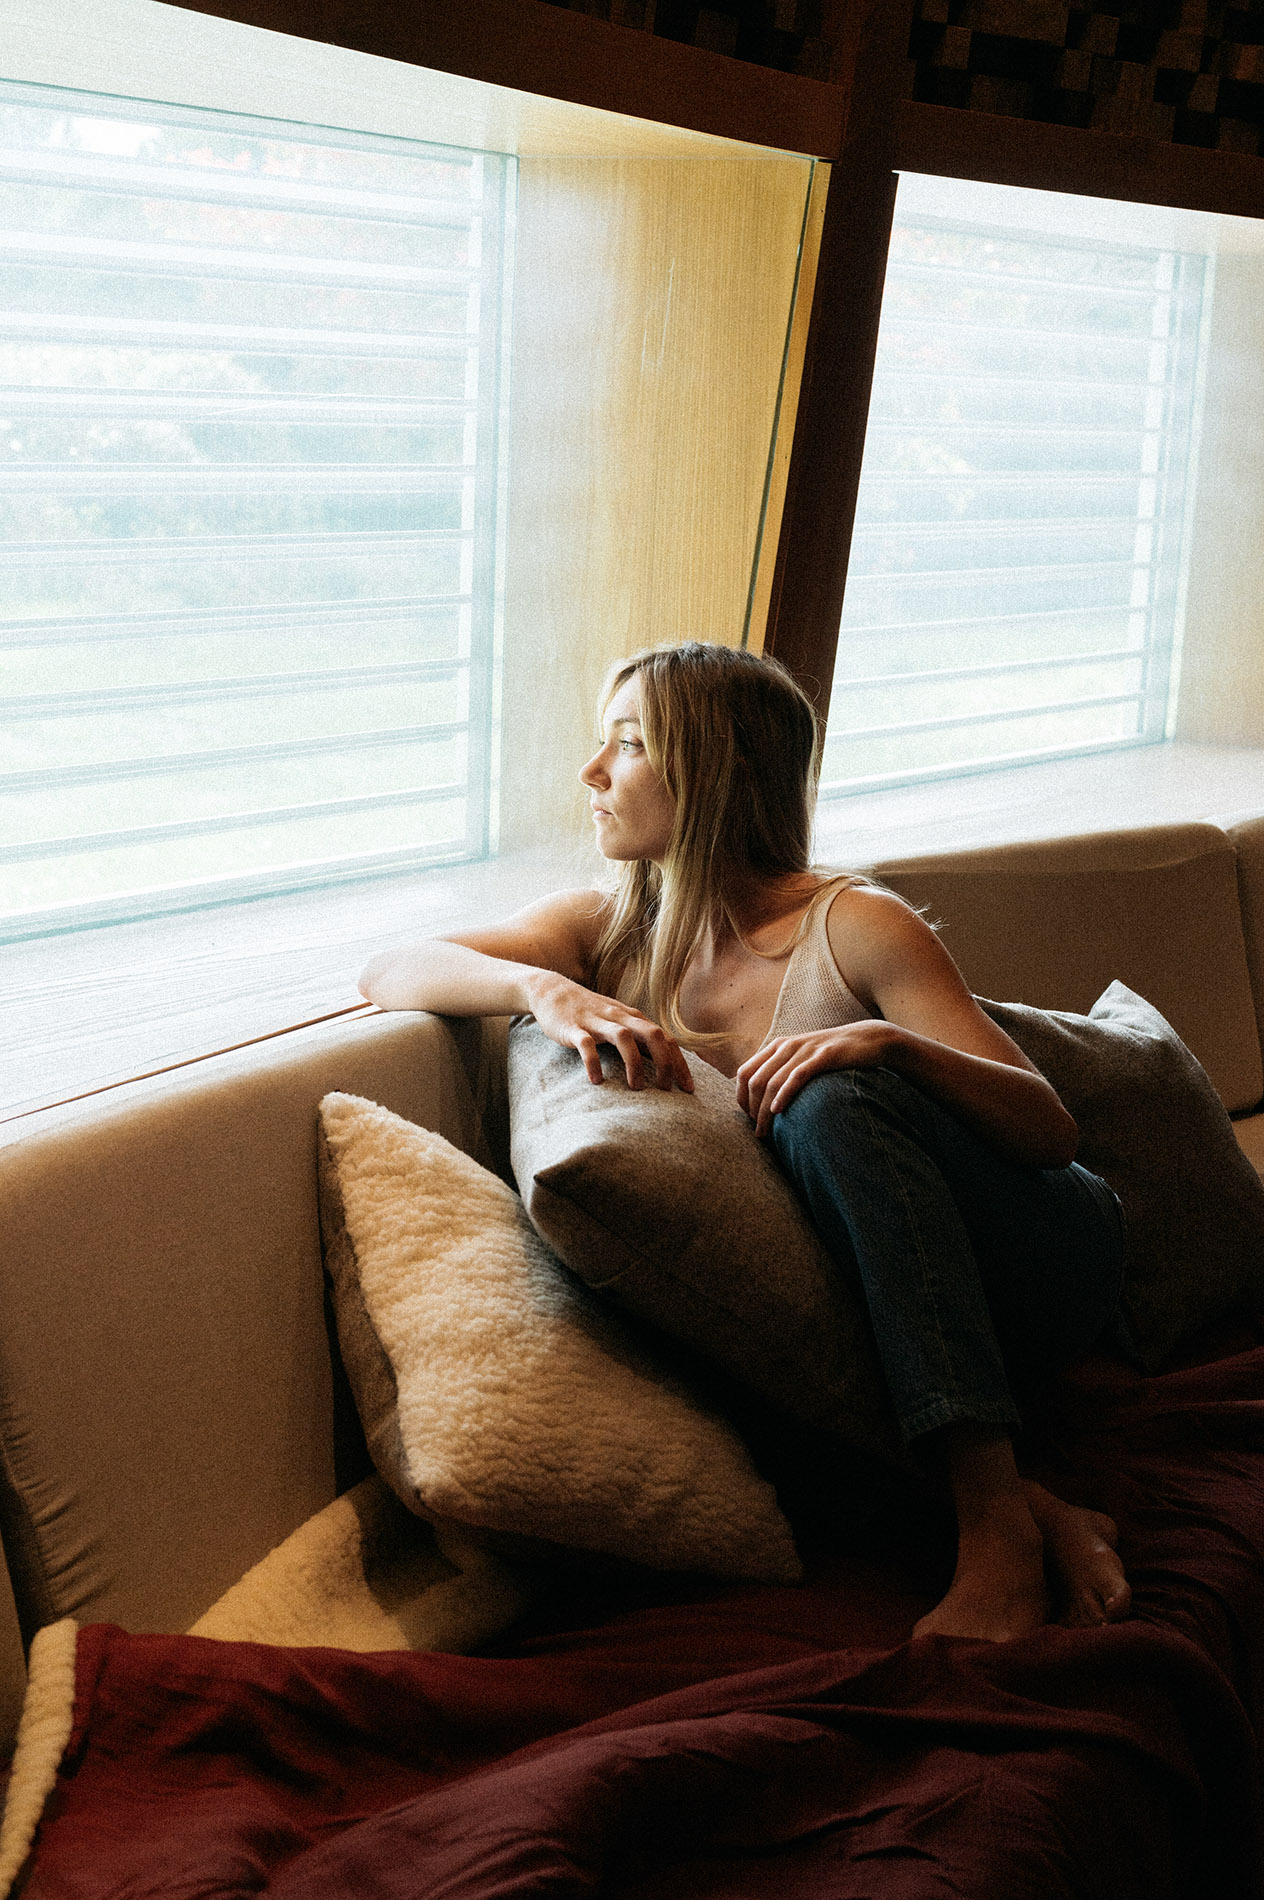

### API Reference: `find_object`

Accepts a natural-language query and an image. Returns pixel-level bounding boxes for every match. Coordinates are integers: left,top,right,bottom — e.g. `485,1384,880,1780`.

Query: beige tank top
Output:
616,875,873,1050
766,875,873,1040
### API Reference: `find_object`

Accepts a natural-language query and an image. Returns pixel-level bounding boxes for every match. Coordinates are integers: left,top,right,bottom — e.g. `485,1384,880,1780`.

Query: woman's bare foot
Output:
912,1498,1049,1642
1022,1481,1131,1627
911,1427,1052,1642
907,1432,1130,1643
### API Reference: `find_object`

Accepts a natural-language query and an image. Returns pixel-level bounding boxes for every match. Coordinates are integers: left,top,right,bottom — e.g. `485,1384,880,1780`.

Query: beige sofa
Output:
1,811,1262,1753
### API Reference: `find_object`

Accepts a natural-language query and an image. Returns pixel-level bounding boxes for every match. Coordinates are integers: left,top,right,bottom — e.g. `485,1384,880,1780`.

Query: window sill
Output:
4,740,1261,1126
0,838,596,1126
814,740,1264,866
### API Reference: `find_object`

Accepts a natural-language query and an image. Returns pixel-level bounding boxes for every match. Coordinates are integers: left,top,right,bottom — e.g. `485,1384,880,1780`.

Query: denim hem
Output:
898,1395,1022,1444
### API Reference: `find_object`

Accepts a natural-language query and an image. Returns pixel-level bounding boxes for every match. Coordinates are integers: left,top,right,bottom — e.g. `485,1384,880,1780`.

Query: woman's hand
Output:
736,1021,902,1138
358,890,691,1094
525,969,693,1093
735,999,1077,1168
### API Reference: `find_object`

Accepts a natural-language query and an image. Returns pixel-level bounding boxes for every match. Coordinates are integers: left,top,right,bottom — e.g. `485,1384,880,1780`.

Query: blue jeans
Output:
770,1068,1125,1446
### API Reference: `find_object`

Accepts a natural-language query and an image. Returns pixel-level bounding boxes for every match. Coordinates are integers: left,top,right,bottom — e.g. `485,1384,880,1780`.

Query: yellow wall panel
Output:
1174,253,1264,745
501,153,814,850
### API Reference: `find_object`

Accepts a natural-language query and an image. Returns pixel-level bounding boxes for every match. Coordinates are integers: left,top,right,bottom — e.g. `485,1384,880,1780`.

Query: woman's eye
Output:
619,737,641,753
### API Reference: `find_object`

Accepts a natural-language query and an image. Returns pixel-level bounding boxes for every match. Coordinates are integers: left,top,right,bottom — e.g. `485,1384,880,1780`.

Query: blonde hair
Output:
590,642,825,1043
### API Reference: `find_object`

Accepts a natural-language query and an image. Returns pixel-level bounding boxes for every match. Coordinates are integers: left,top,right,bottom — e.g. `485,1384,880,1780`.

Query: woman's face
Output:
579,675,676,864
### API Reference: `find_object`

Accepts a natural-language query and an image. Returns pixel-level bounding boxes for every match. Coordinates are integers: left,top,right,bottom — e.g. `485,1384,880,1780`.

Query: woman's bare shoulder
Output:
812,870,920,934
822,880,945,1003
822,876,923,922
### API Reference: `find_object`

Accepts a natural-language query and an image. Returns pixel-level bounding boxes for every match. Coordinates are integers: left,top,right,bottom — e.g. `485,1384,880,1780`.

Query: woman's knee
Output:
770,1065,918,1170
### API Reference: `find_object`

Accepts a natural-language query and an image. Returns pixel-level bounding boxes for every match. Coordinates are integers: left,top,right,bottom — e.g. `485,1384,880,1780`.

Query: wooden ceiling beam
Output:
156,0,848,156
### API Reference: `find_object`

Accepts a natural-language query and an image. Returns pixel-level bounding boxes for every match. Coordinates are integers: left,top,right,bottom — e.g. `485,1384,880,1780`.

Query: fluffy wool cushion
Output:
983,983,1264,1371
188,1475,527,1653
506,1019,902,1462
317,1092,801,1583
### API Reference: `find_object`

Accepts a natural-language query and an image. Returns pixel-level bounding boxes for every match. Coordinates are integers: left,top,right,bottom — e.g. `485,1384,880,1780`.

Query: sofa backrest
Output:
0,1009,509,1662
867,820,1264,1115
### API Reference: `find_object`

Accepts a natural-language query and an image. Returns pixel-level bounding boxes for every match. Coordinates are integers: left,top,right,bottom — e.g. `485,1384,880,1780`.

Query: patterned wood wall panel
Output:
537,0,837,79
539,0,1264,155
908,2,1264,154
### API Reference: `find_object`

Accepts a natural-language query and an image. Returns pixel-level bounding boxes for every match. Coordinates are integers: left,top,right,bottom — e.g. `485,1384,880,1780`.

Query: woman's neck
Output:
710,868,826,949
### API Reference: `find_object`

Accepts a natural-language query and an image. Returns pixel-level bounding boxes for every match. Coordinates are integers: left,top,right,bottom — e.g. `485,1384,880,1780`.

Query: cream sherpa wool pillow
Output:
317,1093,801,1583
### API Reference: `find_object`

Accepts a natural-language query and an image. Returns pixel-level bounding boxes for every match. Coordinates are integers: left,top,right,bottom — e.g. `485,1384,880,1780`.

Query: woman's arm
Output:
736,888,1077,1167
359,890,596,1013
358,891,692,1091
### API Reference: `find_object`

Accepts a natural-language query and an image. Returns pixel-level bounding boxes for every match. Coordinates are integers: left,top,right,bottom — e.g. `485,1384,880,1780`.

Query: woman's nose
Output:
579,749,607,789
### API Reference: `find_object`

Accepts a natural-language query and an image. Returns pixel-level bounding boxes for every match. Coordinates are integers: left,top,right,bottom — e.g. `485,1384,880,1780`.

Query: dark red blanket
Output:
21,1328,1264,1899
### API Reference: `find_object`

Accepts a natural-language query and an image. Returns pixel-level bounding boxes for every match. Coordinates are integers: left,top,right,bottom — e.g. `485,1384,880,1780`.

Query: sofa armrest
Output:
0,1010,509,1649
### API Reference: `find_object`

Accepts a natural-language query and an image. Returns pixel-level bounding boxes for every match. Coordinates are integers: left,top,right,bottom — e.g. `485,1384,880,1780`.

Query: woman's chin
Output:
592,834,643,865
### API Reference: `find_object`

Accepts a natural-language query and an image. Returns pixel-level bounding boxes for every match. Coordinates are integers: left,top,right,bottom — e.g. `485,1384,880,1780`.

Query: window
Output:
0,1,817,1117
820,175,1207,797
1,80,511,940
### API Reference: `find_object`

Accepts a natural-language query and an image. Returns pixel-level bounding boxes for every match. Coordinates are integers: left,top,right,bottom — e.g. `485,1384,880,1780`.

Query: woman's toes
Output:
1084,1508,1120,1550
1022,1486,1130,1629
1052,1520,1130,1627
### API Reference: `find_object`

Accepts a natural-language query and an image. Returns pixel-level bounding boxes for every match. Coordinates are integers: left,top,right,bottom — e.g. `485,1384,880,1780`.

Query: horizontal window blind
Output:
0,80,510,940
821,212,1205,795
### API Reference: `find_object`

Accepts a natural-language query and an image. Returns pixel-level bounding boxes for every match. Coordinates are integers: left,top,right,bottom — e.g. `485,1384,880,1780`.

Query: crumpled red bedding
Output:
19,1324,1264,1900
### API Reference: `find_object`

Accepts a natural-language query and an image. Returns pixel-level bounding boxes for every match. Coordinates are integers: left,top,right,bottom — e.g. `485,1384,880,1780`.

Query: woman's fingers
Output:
562,1000,691,1093
760,1047,830,1133
735,1038,791,1120
737,1025,900,1135
573,1030,605,1086
643,1024,693,1092
752,1044,842,1135
751,1051,806,1137
609,1019,692,1092
532,977,688,1092
610,1026,646,1091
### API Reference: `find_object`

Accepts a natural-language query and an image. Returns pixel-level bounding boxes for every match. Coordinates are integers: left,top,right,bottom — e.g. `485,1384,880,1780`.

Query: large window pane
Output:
0,80,509,938
821,176,1206,796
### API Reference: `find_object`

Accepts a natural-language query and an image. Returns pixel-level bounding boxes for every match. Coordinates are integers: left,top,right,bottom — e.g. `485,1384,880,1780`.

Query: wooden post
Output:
761,0,915,710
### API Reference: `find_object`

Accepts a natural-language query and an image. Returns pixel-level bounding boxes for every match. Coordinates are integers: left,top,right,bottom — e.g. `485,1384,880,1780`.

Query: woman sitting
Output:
360,641,1130,1642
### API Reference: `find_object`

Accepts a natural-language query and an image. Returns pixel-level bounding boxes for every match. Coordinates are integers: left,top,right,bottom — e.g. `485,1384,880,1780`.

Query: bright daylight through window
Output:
821,174,1207,796
0,80,511,941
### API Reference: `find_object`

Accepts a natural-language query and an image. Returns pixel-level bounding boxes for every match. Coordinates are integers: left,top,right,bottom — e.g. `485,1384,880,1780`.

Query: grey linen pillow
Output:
982,982,1264,1372
506,1017,903,1463
317,1091,801,1583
